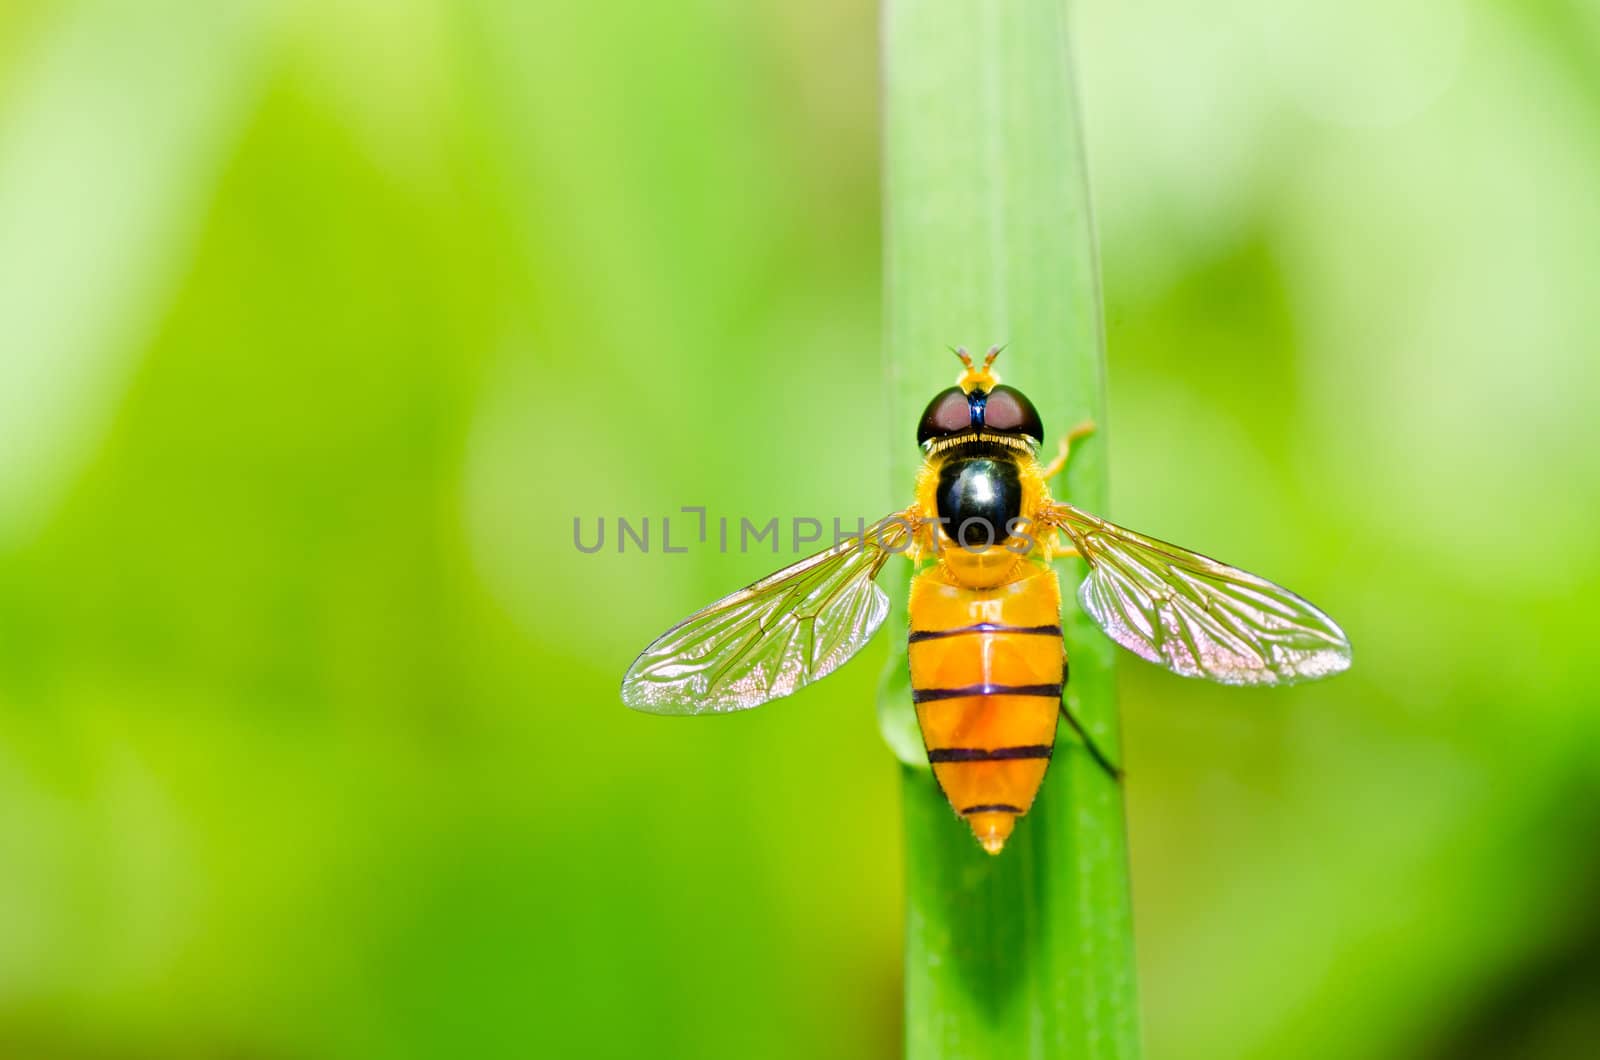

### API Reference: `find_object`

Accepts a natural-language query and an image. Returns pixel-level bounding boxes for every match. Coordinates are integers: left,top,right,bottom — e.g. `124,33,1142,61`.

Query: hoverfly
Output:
622,348,1351,854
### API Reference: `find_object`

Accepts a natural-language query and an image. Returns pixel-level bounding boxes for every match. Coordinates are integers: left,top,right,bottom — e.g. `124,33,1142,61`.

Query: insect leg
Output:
1040,419,1098,480
1058,696,1123,782
1050,526,1081,560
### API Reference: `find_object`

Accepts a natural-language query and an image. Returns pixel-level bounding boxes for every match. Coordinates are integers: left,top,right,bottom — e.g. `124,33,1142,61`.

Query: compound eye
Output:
981,385,1043,440
917,387,974,445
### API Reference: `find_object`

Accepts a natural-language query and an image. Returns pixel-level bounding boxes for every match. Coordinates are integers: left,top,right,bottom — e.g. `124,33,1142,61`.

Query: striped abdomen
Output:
907,562,1064,855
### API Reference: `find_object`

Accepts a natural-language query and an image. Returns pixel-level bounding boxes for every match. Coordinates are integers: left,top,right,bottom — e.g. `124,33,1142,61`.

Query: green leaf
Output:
879,0,1141,1055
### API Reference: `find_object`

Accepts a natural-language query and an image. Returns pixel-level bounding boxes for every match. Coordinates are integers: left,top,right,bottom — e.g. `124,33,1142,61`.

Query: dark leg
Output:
1059,698,1124,782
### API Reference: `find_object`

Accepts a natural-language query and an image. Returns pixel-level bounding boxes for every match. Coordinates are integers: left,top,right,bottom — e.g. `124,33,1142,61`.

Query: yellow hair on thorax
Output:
912,444,1060,588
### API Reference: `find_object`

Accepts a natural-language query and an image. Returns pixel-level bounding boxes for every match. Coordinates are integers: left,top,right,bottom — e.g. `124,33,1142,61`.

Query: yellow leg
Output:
1041,419,1097,480
1050,528,1080,560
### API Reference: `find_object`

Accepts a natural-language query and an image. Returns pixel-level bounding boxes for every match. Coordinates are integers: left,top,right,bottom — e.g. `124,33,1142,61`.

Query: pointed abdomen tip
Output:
965,810,1016,855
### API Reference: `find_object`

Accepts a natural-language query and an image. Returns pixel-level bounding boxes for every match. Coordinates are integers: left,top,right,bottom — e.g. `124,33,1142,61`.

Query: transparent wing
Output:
1045,502,1351,685
621,510,914,714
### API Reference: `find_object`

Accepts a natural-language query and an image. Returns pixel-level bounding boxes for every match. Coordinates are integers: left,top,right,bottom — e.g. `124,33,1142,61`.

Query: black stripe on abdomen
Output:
927,745,1053,763
908,623,1061,643
960,803,1025,816
912,682,1063,703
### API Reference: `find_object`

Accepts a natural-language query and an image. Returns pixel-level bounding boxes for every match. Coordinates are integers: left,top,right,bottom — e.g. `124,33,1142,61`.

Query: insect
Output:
621,347,1351,854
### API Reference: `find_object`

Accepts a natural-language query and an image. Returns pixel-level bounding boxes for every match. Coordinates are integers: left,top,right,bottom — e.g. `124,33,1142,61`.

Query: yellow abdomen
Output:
907,561,1064,854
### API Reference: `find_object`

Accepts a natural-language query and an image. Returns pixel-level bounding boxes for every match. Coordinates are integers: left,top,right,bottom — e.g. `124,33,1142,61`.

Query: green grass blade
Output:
880,1,1141,1056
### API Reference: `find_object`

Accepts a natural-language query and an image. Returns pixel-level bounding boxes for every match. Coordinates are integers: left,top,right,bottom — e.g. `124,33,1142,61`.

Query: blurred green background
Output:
1,1,1597,1058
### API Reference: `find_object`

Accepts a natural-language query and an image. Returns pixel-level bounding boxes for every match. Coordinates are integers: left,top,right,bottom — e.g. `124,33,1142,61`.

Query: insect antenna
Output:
952,344,1005,390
